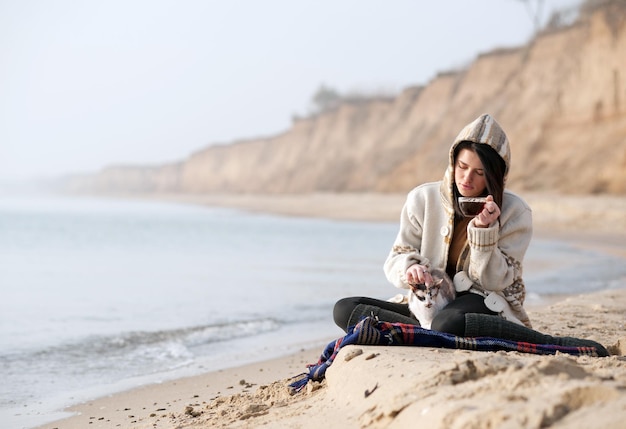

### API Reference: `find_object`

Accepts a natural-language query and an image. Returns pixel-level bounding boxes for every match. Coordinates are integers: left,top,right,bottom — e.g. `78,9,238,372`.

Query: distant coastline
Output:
134,190,626,238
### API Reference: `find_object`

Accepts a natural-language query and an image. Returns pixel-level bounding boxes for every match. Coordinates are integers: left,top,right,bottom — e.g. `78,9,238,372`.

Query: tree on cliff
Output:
308,84,395,117
310,84,342,114
514,0,545,32
515,0,589,33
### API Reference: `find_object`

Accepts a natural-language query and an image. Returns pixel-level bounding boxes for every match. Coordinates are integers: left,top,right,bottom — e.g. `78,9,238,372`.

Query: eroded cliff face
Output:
65,3,626,195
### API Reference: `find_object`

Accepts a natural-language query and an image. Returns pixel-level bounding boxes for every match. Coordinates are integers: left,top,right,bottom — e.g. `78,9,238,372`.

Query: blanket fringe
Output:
288,316,602,393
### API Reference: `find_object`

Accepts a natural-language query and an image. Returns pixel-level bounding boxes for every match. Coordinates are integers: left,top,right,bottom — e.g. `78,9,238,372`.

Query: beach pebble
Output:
185,406,201,417
344,348,363,362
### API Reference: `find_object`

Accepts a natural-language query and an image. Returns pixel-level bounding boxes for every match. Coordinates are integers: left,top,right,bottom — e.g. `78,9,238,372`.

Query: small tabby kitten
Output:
407,268,455,329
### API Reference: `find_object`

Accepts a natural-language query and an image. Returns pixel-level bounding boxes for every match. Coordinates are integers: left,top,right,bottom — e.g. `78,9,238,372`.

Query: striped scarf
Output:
289,316,601,393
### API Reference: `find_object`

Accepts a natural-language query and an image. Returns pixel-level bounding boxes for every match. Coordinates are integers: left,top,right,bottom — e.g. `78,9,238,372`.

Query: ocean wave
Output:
0,317,282,408
5,317,281,362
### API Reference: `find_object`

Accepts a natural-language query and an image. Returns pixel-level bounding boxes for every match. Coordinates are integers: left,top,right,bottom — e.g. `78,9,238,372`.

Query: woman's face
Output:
454,148,487,197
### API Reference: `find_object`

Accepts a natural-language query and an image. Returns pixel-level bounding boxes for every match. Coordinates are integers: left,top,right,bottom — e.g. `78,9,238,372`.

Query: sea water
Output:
1,195,625,429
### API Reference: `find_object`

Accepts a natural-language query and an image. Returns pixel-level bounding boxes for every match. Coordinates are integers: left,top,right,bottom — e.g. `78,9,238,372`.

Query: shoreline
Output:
116,191,626,253
36,288,626,429
36,343,328,429
34,191,626,429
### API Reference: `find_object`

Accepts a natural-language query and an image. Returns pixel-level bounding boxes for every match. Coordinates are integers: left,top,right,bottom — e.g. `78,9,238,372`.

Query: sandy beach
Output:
37,192,626,429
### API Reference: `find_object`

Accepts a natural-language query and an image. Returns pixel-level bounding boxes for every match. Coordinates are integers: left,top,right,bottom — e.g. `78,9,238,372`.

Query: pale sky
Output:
0,0,582,182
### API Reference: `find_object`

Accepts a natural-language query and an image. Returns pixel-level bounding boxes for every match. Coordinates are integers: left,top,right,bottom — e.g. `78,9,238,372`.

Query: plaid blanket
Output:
289,316,602,393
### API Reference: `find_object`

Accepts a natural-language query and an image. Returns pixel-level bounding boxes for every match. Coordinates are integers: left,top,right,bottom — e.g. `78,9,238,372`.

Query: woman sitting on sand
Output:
333,114,608,356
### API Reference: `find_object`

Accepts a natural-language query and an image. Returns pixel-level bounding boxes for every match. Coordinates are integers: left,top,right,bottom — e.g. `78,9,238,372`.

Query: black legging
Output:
333,292,496,336
431,292,497,335
333,296,414,330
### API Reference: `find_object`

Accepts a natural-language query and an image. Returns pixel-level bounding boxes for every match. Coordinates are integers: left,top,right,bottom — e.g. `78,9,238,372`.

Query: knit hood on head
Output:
441,114,511,207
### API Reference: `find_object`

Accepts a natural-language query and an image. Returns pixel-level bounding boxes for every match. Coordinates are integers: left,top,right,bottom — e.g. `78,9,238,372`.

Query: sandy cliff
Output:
64,1,626,195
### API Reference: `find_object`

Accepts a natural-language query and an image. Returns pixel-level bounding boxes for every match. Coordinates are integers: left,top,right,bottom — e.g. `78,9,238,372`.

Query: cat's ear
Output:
433,278,444,286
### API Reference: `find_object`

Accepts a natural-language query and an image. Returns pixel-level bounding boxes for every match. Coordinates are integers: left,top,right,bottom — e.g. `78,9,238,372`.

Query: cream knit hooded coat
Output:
383,114,533,327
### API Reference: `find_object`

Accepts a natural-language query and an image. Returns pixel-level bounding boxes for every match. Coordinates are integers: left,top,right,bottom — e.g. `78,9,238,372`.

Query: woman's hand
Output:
474,195,500,228
405,264,433,287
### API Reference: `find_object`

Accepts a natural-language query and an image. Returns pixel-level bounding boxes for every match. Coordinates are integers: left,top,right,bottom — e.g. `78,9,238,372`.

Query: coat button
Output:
440,226,449,237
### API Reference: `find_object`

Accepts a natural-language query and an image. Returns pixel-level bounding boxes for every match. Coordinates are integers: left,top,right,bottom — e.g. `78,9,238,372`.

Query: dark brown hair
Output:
453,141,506,219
